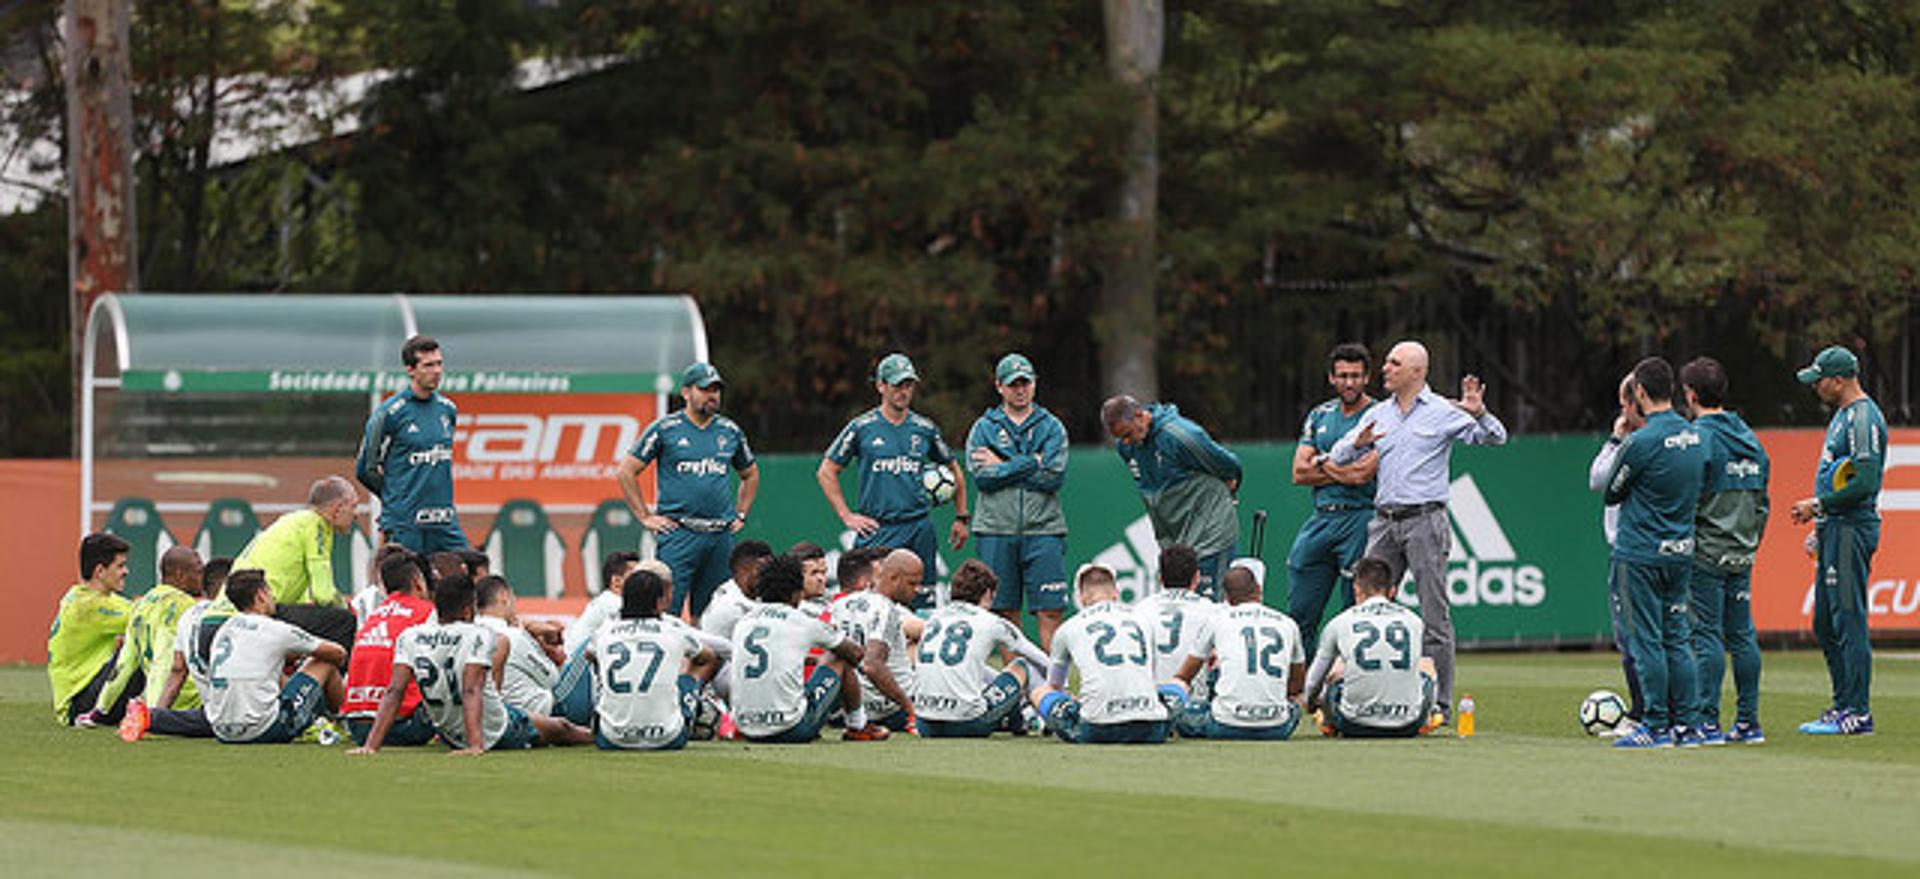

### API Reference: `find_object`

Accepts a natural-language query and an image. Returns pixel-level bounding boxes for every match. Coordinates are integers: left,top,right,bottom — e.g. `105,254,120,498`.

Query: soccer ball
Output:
1579,689,1628,735
921,465,957,504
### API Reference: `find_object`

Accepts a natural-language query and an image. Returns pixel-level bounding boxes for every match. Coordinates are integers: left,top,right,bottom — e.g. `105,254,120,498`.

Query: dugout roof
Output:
86,293,707,389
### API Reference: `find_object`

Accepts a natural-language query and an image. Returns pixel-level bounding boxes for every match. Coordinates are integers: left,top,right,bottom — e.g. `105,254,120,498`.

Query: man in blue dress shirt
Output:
1324,340,1507,724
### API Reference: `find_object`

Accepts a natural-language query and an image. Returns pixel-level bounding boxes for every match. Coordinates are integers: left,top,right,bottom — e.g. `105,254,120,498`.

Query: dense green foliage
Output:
4,1,1918,455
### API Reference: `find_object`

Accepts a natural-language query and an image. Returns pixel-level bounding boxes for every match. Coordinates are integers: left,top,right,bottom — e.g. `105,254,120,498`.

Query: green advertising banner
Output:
736,435,1615,648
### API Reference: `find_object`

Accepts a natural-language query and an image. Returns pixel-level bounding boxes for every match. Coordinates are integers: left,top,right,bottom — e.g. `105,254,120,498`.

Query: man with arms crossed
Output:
1603,357,1707,749
1323,340,1507,723
967,353,1070,649
1681,356,1769,744
1031,564,1170,744
1102,395,1242,598
819,353,970,608
356,334,467,553
912,560,1050,738
1302,558,1434,738
1790,345,1887,736
617,361,760,619
204,569,347,745
1286,343,1379,658
730,555,882,743
1170,561,1305,740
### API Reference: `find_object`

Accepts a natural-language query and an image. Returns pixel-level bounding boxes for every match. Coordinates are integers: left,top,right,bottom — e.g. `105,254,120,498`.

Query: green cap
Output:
1796,346,1858,384
995,353,1035,385
875,353,918,386
680,362,725,389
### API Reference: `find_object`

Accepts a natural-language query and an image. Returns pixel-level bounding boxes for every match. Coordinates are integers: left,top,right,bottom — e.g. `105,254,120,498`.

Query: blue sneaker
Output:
1726,721,1765,744
1696,722,1728,746
1837,711,1875,736
1674,726,1707,748
1611,725,1674,749
1799,709,1844,735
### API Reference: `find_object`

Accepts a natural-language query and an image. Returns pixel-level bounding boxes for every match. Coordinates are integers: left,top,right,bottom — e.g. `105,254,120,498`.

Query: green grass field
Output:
3,651,1917,877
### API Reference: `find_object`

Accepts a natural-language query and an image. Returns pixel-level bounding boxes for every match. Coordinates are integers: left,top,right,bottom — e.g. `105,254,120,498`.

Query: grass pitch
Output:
2,651,1917,877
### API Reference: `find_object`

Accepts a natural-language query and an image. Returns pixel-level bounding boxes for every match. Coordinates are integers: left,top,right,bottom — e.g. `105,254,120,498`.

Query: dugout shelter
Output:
80,293,703,599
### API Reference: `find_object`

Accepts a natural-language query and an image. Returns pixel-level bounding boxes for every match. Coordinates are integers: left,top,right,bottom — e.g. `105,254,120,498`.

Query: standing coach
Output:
1322,340,1507,725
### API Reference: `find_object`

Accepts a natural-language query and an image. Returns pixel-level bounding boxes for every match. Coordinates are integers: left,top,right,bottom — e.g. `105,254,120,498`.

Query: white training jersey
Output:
173,600,216,694
1193,603,1303,729
351,583,385,630
477,615,558,715
729,604,845,739
396,621,512,749
1134,589,1223,683
592,616,703,748
700,580,756,641
1317,596,1427,729
829,590,913,715
910,602,1045,722
204,614,321,742
564,590,622,657
1049,601,1166,725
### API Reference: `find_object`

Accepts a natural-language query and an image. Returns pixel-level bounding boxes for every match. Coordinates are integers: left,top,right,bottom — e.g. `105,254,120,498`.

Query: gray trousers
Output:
1365,508,1456,713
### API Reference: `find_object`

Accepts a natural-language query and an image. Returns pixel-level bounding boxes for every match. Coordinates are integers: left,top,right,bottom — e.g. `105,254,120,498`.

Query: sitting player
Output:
1169,560,1305,740
701,540,775,643
553,552,645,724
103,547,205,740
1030,563,1170,744
339,552,439,746
730,555,880,743
204,569,348,744
1301,557,1437,738
911,560,1050,738
350,574,591,755
52,534,134,726
790,541,832,618
1135,544,1224,698
591,568,724,750
125,558,237,740
829,549,924,734
351,543,415,628
476,575,566,715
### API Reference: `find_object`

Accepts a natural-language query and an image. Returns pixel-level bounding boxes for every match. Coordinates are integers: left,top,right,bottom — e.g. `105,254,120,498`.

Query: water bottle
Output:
1458,694,1477,738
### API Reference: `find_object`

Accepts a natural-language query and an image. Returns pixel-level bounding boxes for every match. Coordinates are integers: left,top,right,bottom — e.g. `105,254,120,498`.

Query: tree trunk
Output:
1098,0,1161,400
65,0,139,453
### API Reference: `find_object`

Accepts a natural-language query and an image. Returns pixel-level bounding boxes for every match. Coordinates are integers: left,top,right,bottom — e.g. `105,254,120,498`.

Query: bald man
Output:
829,549,927,732
1323,341,1507,725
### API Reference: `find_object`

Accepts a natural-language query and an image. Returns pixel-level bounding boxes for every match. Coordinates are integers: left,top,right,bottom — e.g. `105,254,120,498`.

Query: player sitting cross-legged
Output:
590,568,726,751
829,548,925,735
1301,557,1437,739
1029,563,1171,745
1167,560,1306,740
204,569,349,745
911,559,1051,738
349,574,591,755
730,555,881,743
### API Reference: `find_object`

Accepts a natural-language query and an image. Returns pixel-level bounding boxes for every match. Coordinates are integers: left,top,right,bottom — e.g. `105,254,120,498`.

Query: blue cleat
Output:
1799,709,1844,735
1611,725,1674,749
1726,721,1765,744
1696,722,1728,746
1674,725,1707,749
1837,711,1875,736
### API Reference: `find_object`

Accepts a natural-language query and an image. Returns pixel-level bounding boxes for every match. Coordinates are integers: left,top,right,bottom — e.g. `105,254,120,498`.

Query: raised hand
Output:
1456,375,1486,418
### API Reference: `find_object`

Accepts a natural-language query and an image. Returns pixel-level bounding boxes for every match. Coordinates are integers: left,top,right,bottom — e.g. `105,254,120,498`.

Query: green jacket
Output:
965,404,1068,536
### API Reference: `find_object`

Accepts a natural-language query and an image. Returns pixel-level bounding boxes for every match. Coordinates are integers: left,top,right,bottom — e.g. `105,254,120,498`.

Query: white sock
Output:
846,707,869,730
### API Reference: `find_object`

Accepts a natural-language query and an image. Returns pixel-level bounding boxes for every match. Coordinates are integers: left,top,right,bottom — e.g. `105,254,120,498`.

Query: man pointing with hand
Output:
1322,340,1507,726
